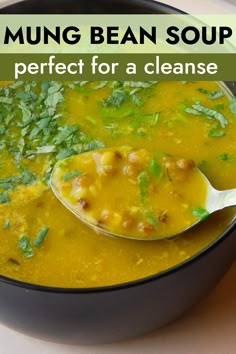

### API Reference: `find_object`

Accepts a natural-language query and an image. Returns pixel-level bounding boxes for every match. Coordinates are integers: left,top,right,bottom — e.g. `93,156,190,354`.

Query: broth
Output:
0,80,235,287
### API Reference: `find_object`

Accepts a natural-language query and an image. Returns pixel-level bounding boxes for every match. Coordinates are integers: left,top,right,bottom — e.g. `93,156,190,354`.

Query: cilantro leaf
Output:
138,171,149,203
33,226,49,248
62,170,81,182
229,97,236,115
20,166,37,185
17,236,35,258
186,102,228,128
149,159,162,178
218,153,229,161
208,90,224,100
0,191,10,204
3,218,10,230
198,88,209,94
103,89,128,108
208,127,225,137
145,211,158,227
53,125,79,145
192,207,209,221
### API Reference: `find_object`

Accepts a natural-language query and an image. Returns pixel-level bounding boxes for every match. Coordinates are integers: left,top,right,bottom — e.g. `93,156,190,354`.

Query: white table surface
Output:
0,1,236,353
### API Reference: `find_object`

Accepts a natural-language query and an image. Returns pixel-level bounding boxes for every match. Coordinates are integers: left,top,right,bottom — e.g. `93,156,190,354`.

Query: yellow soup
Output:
0,80,235,288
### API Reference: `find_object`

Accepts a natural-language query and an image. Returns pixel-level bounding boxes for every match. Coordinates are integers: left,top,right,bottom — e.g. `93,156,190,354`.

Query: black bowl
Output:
0,0,236,345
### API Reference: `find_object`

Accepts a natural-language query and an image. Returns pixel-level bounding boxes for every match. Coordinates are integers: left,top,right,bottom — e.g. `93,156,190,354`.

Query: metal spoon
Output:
50,150,236,241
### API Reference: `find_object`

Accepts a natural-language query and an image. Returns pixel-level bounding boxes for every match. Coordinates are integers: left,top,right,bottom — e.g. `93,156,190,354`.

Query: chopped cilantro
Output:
197,160,208,173
131,94,143,107
213,104,224,111
19,101,32,122
35,145,56,154
103,89,128,108
56,149,75,160
145,211,158,227
124,81,157,88
53,125,79,145
208,90,224,100
44,82,64,116
62,170,81,182
85,117,97,125
138,171,149,203
198,88,209,94
3,218,10,230
93,81,108,90
186,102,228,128
33,226,49,247
20,166,37,185
0,176,21,190
208,127,225,137
71,86,92,94
185,107,200,115
0,79,104,192
151,112,159,126
42,165,54,185
0,191,10,204
17,236,35,258
129,112,159,132
149,159,162,178
0,97,13,104
0,126,6,135
229,97,236,114
192,207,209,221
218,153,229,161
101,81,157,109
73,140,105,154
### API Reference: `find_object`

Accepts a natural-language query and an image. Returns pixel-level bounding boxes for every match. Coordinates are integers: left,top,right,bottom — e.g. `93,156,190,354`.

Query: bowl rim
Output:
0,0,186,15
0,0,235,294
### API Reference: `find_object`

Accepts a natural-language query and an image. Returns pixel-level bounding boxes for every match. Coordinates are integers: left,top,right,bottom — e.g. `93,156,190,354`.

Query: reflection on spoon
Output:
50,146,236,241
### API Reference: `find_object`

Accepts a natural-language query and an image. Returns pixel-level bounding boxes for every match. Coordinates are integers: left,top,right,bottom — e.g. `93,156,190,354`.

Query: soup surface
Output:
52,147,208,240
0,80,235,287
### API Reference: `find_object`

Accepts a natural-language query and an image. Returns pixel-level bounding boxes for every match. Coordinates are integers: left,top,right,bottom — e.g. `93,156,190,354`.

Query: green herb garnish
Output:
21,166,37,185
208,127,225,137
208,90,224,100
101,81,157,108
17,236,35,258
103,89,128,108
33,226,49,247
218,153,229,161
149,159,162,178
62,170,81,182
197,160,208,173
185,102,228,128
71,86,92,95
229,97,236,114
138,171,149,203
192,207,209,221
3,218,10,230
145,211,158,227
198,88,209,94
184,107,200,115
0,191,10,204
197,89,224,100
0,80,105,188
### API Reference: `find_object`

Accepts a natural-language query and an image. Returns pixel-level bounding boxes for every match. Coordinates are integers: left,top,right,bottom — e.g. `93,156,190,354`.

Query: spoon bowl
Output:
50,147,236,241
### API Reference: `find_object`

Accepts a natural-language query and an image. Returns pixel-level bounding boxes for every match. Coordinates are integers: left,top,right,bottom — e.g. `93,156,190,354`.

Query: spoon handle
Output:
208,188,236,213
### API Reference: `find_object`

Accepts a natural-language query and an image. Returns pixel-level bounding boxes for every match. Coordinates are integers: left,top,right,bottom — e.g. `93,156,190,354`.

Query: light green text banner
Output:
0,15,235,53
